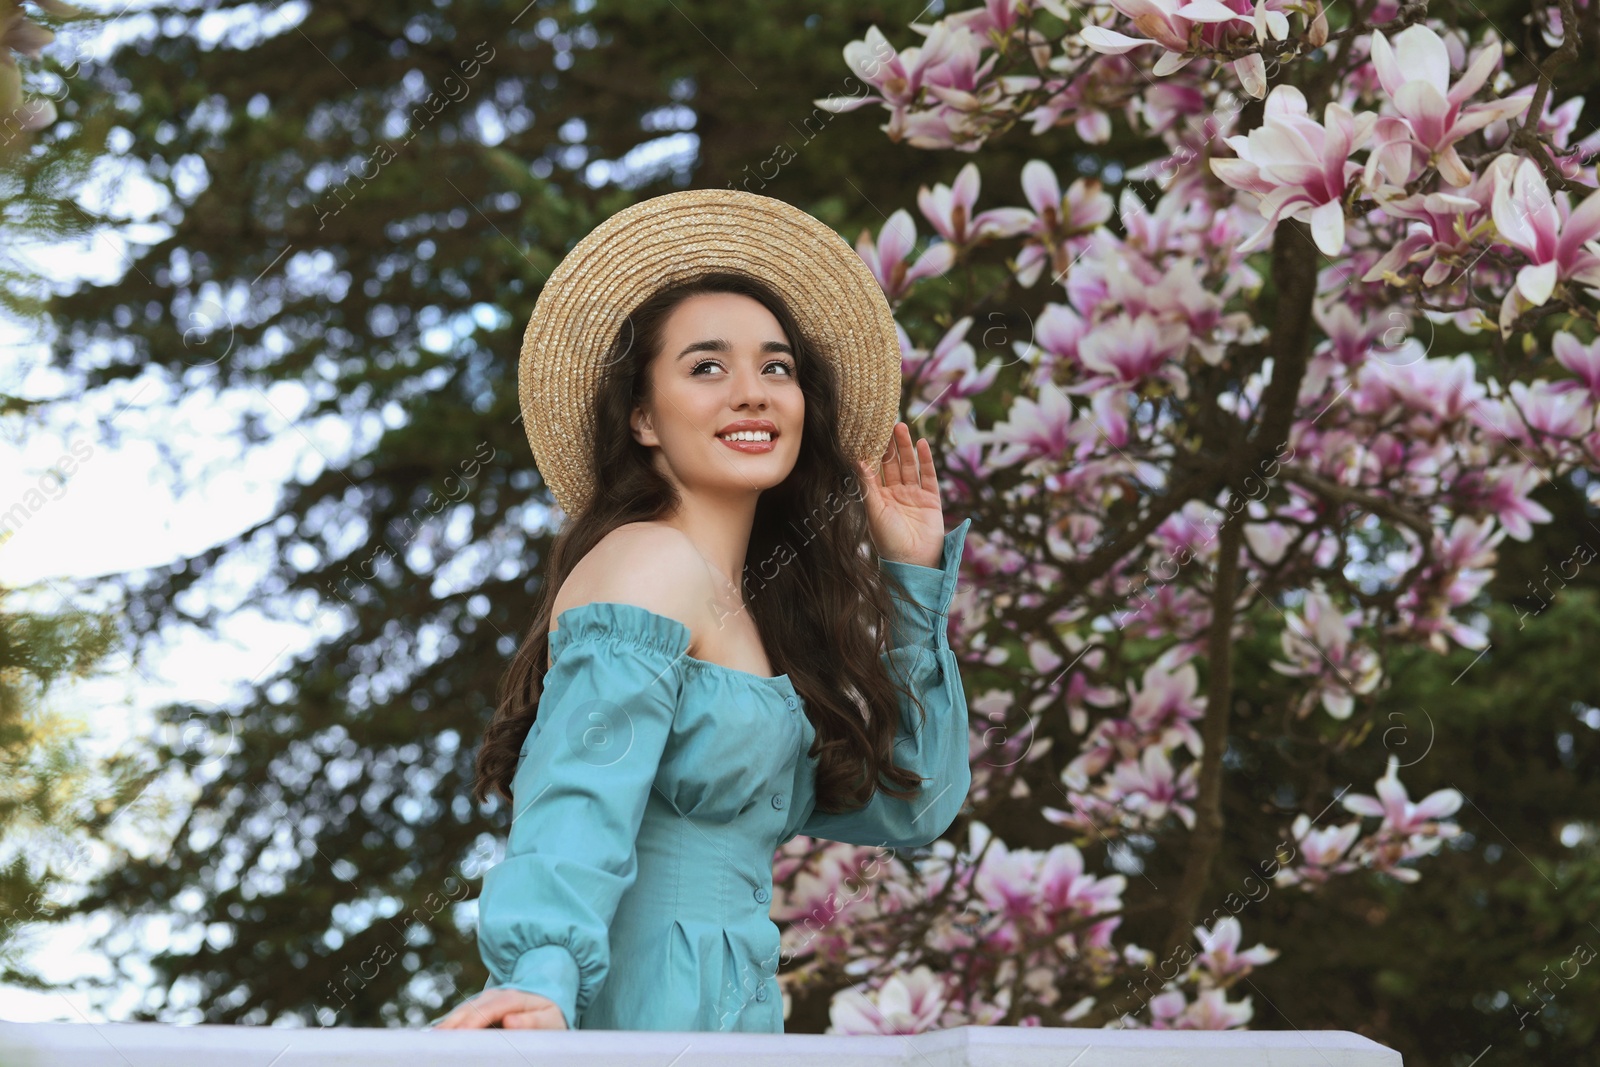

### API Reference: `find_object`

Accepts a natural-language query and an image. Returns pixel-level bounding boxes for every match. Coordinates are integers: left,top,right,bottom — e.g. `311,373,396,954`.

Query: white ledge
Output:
0,1020,1403,1066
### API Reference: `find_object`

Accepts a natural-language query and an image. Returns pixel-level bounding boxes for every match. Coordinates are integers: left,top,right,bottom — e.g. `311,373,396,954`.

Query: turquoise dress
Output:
475,518,973,1032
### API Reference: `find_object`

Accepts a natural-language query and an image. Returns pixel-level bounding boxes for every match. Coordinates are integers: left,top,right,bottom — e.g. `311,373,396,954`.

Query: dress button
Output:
754,984,768,1002
770,793,786,810
784,695,797,711
754,886,770,904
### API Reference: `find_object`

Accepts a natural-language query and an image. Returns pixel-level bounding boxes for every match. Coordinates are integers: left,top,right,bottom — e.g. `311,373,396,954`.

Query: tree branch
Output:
1163,506,1245,952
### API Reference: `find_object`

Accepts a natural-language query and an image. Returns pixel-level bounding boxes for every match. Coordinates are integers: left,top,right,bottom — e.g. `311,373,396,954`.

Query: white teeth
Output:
718,431,773,441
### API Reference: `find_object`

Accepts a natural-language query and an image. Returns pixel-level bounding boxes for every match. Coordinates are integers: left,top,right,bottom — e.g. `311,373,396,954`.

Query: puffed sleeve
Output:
475,602,688,1029
793,517,973,849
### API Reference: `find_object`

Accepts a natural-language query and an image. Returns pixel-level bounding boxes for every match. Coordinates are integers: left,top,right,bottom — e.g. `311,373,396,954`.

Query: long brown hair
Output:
473,271,934,820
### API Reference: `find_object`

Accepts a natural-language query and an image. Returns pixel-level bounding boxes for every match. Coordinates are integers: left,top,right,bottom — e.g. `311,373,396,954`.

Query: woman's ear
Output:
631,403,658,447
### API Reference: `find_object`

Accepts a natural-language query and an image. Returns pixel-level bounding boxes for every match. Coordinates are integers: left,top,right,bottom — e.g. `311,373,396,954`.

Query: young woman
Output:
434,190,972,1033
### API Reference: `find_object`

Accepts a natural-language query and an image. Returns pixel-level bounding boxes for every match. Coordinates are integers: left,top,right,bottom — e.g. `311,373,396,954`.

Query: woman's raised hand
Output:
855,420,946,569
430,988,569,1030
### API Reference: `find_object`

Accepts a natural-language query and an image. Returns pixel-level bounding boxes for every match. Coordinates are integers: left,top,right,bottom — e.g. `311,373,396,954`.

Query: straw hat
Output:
517,188,904,517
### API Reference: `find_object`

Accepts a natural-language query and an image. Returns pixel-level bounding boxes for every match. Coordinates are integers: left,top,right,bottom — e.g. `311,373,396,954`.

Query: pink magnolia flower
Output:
1011,159,1115,288
1397,516,1503,652
966,837,1125,956
854,208,955,303
1062,716,1144,790
1319,757,1468,884
814,24,997,149
1269,587,1382,719
1343,755,1463,836
1482,84,1590,182
1356,351,1487,424
917,162,1034,250
1096,248,1230,365
1135,80,1212,136
1434,514,1506,575
913,23,1000,113
1104,746,1198,829
1275,813,1361,888
1040,841,1127,919
1179,987,1255,1029
1120,580,1213,650
899,103,992,152
1079,0,1301,99
1192,916,1279,981
1243,519,1294,565
1362,25,1529,189
1360,189,1491,288
1124,660,1205,754
1478,463,1555,542
970,843,1049,952
1551,331,1600,400
1144,986,1255,1029
1042,787,1121,836
829,965,949,1034
986,379,1077,472
1073,311,1192,396
1210,84,1378,256
1504,380,1595,445
816,26,916,115
1146,988,1189,1028
942,0,1031,39
1149,500,1219,573
1307,298,1390,387
1027,301,1093,380
900,316,1002,415
1018,71,1114,143
1490,155,1600,330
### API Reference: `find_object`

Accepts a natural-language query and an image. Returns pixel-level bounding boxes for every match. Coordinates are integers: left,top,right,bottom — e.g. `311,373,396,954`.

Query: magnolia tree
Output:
764,0,1600,1034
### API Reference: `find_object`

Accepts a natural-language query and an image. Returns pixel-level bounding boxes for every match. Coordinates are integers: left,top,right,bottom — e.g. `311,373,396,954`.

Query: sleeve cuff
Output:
879,517,972,651
502,942,580,1029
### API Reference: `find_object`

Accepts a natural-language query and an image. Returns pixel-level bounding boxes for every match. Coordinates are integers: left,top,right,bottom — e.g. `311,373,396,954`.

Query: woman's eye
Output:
690,360,796,377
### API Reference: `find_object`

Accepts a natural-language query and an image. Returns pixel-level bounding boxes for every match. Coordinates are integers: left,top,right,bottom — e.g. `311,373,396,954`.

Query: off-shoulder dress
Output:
475,518,973,1031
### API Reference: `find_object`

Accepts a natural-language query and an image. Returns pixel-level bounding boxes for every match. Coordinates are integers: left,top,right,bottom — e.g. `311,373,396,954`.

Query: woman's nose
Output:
728,365,772,405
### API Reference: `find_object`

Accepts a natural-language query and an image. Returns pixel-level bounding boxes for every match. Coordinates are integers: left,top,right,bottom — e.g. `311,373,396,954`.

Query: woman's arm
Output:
474,607,686,1029
792,517,973,849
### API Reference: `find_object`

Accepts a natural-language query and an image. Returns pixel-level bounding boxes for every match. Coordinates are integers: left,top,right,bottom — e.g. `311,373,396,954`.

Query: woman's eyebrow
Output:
676,338,794,360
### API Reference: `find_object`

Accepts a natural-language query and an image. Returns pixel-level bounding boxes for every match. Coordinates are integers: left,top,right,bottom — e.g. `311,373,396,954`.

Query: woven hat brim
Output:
518,188,903,517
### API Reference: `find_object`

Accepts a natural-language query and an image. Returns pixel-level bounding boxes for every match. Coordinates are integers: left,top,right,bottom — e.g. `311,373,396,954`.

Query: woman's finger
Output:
917,436,937,494
855,458,872,496
881,422,905,488
503,1007,564,1029
899,422,916,485
431,990,516,1028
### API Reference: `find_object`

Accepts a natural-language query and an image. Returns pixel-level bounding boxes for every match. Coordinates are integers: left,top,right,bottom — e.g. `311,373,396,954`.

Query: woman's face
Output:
631,291,804,500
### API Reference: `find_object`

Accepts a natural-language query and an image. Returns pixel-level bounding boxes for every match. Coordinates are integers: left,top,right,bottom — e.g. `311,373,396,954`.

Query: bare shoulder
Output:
550,522,716,639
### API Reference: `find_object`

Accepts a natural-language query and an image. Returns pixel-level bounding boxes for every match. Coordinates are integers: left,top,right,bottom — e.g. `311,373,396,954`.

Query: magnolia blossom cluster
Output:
837,12,1600,668
1117,916,1279,1030
777,821,1131,1032
831,2,1600,331
855,147,1588,817
794,0,1600,1035
1223,77,1600,334
1042,658,1203,837
1276,757,1465,888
